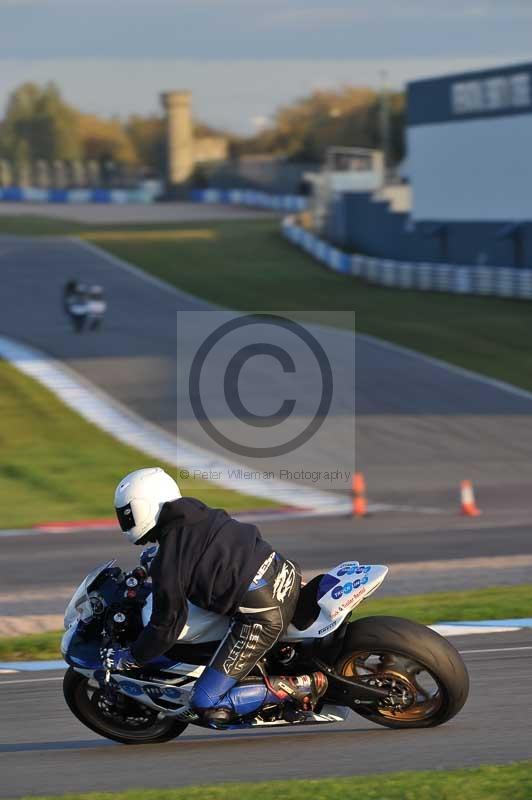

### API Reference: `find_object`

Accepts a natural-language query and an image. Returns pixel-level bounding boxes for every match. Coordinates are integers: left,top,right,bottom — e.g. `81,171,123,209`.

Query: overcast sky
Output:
0,0,529,133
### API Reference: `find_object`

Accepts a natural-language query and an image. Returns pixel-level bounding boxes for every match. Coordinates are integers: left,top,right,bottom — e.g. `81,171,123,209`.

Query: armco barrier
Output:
189,188,308,212
282,217,532,300
0,187,158,204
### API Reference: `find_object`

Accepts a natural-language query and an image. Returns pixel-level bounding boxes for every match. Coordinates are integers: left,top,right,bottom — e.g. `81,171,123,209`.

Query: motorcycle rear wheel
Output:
63,667,188,745
336,615,469,729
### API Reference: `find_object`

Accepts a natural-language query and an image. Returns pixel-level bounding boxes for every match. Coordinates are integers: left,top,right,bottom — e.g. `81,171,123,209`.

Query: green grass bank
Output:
14,761,532,800
2,583,530,657
0,359,275,530
91,218,532,394
1,213,531,392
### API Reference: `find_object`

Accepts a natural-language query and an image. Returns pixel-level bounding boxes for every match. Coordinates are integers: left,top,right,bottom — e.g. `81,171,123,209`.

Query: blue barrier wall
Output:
0,187,158,204
189,188,308,211
326,192,532,268
283,216,532,300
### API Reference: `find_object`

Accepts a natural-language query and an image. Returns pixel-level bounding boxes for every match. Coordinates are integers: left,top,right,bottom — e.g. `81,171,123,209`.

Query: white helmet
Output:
114,467,181,544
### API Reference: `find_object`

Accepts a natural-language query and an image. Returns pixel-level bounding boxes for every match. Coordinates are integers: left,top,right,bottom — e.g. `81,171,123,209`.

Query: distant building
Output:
407,62,532,222
323,61,532,267
160,91,228,187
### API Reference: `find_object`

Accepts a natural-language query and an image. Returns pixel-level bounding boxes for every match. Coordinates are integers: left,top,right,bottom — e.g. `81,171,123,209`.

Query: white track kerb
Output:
0,334,352,517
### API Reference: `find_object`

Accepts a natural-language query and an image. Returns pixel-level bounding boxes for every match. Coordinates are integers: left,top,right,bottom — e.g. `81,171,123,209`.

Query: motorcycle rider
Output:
110,467,327,727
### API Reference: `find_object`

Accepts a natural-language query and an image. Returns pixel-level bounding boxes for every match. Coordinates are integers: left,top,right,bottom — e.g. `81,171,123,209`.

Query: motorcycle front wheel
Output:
336,615,469,729
63,667,188,745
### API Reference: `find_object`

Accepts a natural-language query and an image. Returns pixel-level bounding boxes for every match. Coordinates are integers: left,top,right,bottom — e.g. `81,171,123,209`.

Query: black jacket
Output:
130,497,273,664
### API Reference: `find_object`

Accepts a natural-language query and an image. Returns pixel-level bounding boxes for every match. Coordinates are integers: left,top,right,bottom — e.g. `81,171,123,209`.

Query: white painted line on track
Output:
0,676,63,686
1,647,530,682
460,645,532,655
431,623,521,636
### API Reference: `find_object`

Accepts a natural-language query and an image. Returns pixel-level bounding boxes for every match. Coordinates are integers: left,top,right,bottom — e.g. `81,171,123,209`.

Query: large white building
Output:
407,61,532,222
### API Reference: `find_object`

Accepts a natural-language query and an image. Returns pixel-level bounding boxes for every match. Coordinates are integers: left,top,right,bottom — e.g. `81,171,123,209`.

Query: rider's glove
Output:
140,544,159,574
102,646,138,671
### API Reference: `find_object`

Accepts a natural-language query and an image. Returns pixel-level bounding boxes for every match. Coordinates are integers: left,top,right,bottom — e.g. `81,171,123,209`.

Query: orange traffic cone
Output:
352,472,367,517
460,480,481,516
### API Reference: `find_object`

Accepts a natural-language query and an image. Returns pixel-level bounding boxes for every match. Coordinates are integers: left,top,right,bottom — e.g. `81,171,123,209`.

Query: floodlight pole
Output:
379,69,391,181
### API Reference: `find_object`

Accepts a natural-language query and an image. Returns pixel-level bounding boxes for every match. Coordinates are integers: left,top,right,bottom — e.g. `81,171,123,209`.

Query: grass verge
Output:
2,584,530,658
12,762,532,800
2,213,532,392
0,359,275,530
85,217,532,394
349,583,532,625
0,214,86,236
0,631,61,662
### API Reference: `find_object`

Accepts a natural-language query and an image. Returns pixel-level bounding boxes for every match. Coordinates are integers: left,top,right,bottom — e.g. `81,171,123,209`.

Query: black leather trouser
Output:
213,552,301,680
191,552,301,715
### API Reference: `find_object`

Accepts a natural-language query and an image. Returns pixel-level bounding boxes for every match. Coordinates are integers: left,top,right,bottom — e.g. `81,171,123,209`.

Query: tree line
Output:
234,86,405,164
0,82,168,175
0,81,405,175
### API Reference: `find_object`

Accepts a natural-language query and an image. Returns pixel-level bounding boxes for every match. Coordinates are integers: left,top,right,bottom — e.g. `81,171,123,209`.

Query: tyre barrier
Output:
282,216,532,300
190,188,308,212
0,187,158,204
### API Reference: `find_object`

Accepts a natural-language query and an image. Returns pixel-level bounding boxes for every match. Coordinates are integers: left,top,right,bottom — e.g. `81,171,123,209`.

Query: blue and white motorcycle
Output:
62,552,469,744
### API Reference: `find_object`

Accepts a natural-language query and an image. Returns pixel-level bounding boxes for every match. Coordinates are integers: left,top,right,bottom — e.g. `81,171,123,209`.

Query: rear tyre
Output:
336,616,469,729
63,667,188,745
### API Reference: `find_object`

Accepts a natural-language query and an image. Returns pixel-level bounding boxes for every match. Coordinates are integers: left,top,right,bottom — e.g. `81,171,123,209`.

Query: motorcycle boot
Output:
267,671,328,712
195,671,328,728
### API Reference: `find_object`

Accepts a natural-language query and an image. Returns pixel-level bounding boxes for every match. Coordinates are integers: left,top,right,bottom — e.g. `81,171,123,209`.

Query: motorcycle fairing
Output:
284,562,389,641
139,561,388,645
63,559,388,671
63,559,116,629
141,595,230,643
102,670,350,727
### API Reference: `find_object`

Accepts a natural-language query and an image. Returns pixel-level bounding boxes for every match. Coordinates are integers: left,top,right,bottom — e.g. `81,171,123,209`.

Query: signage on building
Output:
407,61,532,126
451,72,531,116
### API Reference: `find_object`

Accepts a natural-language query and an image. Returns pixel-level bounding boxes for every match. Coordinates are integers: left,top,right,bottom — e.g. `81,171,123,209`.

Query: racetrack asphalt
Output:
0,632,530,797
0,201,277,224
1,514,531,625
1,231,532,507
1,215,532,790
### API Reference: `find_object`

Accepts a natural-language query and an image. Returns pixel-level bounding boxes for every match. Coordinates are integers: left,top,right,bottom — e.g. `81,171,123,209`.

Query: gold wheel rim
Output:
340,651,444,721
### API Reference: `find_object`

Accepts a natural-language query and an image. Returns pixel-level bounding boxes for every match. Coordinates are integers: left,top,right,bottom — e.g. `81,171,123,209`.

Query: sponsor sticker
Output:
338,564,357,577
330,587,366,619
331,580,356,599
119,680,143,696
252,551,276,584
223,622,263,674
318,620,339,636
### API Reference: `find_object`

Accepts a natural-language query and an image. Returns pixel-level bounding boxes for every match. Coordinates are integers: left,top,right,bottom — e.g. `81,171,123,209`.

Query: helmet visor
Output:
116,502,136,533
